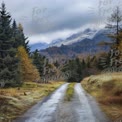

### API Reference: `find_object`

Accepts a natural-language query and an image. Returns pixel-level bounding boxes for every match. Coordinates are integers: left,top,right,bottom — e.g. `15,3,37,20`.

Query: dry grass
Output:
0,81,64,122
82,73,122,121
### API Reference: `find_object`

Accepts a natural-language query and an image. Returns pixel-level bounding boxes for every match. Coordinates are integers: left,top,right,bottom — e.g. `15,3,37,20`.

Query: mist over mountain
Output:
30,27,111,61
30,28,98,51
38,28,111,60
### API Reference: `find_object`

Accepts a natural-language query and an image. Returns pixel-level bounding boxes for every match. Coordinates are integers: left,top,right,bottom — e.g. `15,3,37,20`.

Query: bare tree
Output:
106,6,122,45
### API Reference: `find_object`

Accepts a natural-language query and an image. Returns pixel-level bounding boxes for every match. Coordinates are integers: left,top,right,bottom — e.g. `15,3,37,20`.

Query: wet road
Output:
56,83,110,122
14,83,110,122
14,83,69,122
73,83,110,122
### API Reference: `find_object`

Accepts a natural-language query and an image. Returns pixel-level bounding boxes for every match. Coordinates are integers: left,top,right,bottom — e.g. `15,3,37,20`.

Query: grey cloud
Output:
0,0,121,43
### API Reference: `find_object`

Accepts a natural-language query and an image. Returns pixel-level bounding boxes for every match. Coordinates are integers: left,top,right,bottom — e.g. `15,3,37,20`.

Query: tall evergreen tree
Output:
0,2,20,86
17,23,30,54
11,21,30,53
62,58,83,82
32,49,44,76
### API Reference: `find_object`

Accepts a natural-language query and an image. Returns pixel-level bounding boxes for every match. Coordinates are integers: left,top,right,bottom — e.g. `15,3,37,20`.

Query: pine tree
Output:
0,2,20,86
12,20,19,48
18,23,30,54
62,58,83,82
11,21,30,54
81,59,86,69
32,49,43,76
86,56,91,68
12,21,30,53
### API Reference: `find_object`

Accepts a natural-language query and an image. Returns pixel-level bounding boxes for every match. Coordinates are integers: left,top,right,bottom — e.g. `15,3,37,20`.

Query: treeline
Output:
61,56,99,82
1,2,122,86
0,3,42,87
31,49,59,83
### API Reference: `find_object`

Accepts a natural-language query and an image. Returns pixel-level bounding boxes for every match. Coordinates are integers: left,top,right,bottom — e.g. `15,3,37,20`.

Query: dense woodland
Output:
0,3,41,87
0,2,122,87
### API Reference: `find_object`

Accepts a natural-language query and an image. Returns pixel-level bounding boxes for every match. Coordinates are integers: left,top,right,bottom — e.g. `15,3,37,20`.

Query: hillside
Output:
82,73,122,121
40,28,111,59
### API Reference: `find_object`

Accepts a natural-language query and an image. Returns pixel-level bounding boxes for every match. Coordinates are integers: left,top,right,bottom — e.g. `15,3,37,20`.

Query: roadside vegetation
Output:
65,83,75,101
82,73,122,121
0,81,64,122
81,7,122,122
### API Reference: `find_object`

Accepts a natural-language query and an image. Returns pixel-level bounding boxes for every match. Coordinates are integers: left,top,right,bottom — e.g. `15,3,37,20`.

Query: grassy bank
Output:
65,83,75,101
0,81,64,122
82,73,122,121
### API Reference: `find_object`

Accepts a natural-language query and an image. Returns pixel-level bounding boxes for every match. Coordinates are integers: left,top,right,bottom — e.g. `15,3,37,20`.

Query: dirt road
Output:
14,83,110,122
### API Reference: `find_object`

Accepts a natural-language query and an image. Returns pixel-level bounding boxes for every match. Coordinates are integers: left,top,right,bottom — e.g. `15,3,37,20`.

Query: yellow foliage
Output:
18,23,23,31
17,46,40,82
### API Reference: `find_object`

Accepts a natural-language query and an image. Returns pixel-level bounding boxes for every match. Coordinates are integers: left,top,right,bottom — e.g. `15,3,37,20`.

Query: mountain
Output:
48,28,98,47
31,28,110,57
40,28,111,60
49,39,64,47
30,42,48,51
30,28,98,51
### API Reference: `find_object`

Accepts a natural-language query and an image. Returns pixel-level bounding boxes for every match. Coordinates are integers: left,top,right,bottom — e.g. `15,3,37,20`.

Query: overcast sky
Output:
0,0,121,44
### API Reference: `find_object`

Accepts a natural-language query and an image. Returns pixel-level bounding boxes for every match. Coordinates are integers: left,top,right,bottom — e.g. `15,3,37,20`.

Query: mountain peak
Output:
30,28,104,51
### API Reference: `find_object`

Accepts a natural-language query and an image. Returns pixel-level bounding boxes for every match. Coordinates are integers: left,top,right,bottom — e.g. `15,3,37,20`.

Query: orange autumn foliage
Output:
17,46,40,82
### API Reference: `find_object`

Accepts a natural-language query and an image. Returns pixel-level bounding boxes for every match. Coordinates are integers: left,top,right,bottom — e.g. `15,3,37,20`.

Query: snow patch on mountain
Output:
48,28,98,47
30,28,107,51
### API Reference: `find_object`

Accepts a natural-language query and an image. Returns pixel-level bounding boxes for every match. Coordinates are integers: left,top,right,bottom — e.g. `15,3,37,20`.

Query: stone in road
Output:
14,83,110,122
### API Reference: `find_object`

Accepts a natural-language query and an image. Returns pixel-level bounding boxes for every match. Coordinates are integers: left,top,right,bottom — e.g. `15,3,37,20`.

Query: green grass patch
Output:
65,83,75,101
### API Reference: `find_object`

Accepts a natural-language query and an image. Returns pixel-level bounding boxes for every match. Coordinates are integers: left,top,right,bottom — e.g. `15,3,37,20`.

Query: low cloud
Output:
0,0,121,44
